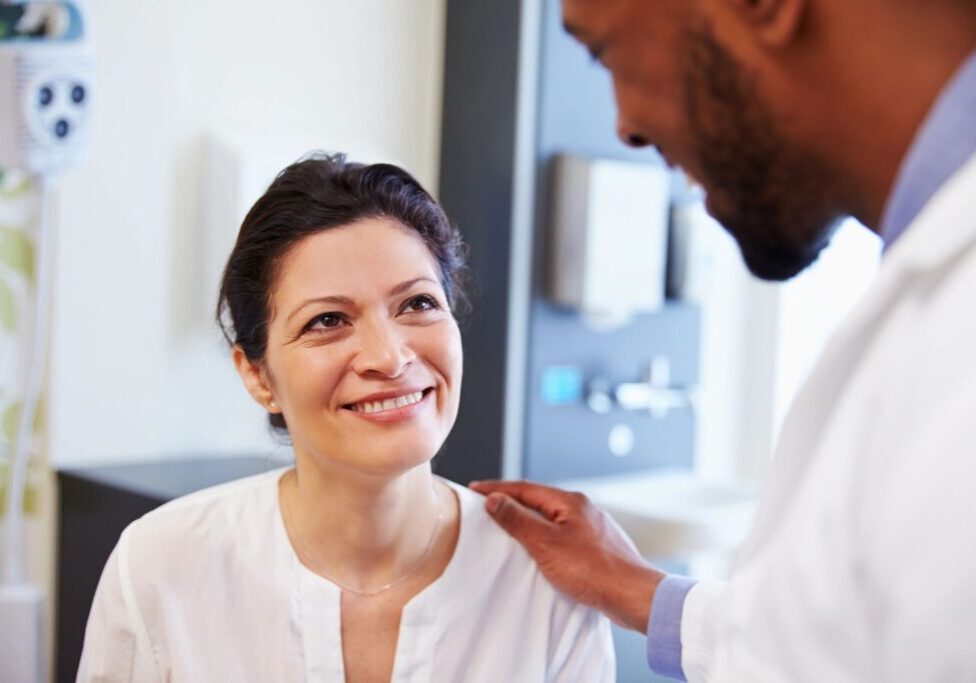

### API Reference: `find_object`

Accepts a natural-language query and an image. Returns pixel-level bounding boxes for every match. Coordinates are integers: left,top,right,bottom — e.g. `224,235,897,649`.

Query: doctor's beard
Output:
681,20,845,282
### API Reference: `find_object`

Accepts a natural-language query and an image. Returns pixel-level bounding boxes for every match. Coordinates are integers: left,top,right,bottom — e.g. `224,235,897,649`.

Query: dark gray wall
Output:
524,0,698,482
435,0,524,482
437,0,698,484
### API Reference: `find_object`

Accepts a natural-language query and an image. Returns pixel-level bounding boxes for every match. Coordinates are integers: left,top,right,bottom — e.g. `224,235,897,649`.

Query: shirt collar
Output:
879,50,976,249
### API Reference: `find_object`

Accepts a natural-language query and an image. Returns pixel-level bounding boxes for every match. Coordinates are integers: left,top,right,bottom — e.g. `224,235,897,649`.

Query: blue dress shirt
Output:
880,50,976,247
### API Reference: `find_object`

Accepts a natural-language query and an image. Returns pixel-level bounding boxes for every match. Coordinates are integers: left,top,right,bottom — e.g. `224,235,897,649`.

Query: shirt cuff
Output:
646,574,697,680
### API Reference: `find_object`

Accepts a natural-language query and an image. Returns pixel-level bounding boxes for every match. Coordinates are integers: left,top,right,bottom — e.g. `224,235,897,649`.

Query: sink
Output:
554,469,759,561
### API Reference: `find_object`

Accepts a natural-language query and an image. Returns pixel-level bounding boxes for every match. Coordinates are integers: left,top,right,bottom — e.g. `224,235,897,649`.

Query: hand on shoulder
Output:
469,480,664,632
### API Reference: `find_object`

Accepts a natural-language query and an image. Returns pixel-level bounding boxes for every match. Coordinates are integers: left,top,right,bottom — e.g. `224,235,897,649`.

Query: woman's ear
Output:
232,346,280,413
722,0,807,48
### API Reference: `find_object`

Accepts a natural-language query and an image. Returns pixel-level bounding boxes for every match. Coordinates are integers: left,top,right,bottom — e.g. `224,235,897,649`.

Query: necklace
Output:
281,479,444,597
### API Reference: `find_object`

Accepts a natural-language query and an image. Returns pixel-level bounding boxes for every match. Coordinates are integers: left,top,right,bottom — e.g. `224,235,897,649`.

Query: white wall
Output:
673,201,781,482
48,0,447,467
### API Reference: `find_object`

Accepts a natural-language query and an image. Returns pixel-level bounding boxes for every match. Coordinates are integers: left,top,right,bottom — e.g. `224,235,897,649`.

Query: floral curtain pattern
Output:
0,166,41,517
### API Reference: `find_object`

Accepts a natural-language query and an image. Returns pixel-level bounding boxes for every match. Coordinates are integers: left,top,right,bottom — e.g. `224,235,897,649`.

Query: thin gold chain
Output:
281,479,444,597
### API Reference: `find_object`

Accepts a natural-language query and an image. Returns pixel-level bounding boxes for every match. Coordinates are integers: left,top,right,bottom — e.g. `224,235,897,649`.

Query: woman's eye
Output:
308,312,344,330
404,294,440,313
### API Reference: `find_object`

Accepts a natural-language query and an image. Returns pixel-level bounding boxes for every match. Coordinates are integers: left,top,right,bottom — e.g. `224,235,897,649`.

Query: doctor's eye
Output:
402,294,440,314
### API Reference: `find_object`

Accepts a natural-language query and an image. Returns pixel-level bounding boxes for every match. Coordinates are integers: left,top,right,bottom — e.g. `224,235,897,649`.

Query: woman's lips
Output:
344,388,434,424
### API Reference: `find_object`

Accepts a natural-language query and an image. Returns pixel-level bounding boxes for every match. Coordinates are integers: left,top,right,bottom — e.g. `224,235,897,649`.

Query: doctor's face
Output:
257,217,463,477
561,0,842,281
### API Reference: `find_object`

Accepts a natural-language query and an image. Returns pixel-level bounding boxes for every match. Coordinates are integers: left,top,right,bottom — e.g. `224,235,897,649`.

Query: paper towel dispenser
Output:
548,154,671,327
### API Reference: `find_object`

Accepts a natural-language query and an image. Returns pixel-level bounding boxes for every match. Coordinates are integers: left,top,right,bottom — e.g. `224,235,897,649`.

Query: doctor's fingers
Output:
482,491,559,549
470,479,590,522
481,489,653,621
474,481,634,559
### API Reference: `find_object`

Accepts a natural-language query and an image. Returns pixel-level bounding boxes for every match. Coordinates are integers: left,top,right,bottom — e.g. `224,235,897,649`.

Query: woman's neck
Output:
281,457,444,590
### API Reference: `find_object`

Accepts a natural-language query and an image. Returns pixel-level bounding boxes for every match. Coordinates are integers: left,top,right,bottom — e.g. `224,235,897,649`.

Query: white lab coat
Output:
680,151,976,682
77,470,614,682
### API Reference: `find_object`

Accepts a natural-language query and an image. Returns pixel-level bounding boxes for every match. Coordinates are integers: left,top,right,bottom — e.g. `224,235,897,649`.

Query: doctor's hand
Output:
469,480,664,633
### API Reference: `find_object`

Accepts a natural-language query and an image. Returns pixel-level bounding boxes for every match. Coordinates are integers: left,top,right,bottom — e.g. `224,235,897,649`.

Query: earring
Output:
269,400,277,410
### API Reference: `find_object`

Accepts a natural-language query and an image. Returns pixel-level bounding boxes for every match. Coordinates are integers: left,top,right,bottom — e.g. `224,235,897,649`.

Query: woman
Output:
77,154,614,682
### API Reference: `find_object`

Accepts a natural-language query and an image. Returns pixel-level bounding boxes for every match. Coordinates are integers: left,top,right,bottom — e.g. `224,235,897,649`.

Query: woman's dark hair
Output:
216,152,469,432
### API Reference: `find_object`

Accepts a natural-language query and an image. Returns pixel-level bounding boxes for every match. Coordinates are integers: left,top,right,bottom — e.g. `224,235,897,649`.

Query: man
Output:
471,0,976,680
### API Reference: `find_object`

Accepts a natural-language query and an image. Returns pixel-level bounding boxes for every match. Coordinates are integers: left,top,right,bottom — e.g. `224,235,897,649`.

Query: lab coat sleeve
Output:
863,365,976,682
545,599,616,683
76,528,162,683
679,579,729,683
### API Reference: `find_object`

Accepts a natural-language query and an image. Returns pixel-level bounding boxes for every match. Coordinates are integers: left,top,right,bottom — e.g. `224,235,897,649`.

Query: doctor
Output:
472,0,976,680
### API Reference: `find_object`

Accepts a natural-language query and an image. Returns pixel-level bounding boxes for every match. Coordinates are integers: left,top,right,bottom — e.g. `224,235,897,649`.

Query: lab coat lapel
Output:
883,150,976,276
737,149,976,555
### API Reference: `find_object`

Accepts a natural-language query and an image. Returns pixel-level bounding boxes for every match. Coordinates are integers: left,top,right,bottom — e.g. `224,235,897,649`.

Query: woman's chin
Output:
356,453,437,478
319,443,441,479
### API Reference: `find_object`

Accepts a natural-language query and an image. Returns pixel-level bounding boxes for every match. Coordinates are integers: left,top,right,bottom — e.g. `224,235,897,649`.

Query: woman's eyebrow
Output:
389,277,438,297
287,295,354,324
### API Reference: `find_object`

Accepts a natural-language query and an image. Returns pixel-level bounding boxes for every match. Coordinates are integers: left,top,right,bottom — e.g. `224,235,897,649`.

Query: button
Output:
39,86,54,107
541,366,583,406
586,378,614,414
608,423,635,457
71,84,86,104
54,119,70,138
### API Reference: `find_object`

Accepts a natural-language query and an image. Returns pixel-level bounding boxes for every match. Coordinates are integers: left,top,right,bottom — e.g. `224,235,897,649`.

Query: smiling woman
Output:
75,154,614,682
241,218,464,478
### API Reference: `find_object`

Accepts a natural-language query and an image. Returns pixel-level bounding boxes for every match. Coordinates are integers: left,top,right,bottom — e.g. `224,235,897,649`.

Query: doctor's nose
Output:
618,124,650,148
352,320,414,378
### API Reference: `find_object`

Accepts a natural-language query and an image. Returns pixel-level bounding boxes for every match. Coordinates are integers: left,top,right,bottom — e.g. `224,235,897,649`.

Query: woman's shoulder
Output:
440,479,604,612
436,479,615,677
119,467,287,561
443,479,523,550
439,478,553,581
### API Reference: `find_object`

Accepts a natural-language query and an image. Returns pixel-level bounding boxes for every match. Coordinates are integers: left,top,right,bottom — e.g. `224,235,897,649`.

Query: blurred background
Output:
0,0,882,680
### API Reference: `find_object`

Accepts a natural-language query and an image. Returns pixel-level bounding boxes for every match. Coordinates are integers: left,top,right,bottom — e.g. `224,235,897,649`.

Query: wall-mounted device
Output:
549,154,671,328
1,4,93,682
0,1,93,175
586,355,693,420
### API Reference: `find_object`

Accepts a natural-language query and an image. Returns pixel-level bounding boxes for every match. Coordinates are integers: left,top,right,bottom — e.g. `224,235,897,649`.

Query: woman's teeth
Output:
354,390,425,414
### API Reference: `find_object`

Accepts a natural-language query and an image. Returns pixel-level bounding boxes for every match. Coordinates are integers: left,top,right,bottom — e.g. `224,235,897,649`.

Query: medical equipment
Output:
0,2,93,681
0,1,93,172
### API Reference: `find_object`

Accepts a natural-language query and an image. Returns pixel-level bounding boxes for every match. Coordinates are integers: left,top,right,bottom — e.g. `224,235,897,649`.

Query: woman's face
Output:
238,217,463,477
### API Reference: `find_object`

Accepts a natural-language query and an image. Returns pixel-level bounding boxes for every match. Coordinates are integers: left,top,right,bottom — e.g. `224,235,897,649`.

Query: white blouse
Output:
77,469,614,682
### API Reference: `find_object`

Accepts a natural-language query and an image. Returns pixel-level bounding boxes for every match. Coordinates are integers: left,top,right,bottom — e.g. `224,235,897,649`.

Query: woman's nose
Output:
352,320,414,377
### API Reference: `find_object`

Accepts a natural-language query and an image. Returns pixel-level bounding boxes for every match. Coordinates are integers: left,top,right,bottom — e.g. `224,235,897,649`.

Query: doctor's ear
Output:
723,0,808,48
232,345,280,413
